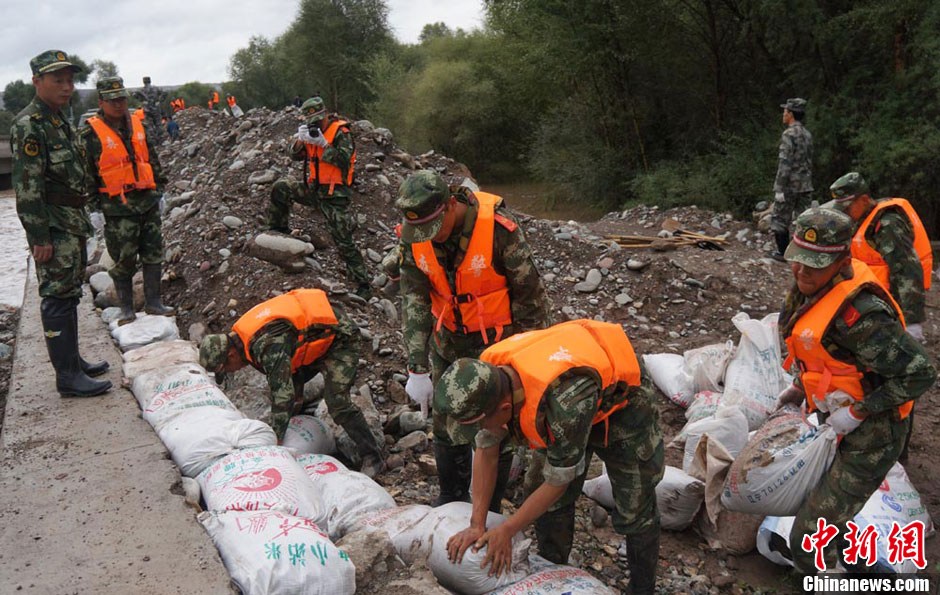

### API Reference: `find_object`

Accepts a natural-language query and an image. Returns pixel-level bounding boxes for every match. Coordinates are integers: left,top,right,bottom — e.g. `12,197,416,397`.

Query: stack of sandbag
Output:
582,465,705,531
683,340,735,394
488,555,618,595
675,405,749,473
109,313,179,352
121,339,199,379
643,341,735,409
757,463,934,573
296,454,395,539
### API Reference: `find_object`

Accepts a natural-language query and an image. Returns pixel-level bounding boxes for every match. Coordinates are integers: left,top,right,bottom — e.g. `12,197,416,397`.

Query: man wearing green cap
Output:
775,207,935,574
198,288,385,477
770,97,814,261
436,320,663,594
267,96,371,298
81,76,174,326
395,170,552,509
131,76,165,144
10,50,112,398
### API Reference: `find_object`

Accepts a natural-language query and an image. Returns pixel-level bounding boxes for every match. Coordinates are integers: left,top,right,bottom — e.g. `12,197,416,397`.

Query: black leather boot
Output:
433,442,472,506
771,230,789,262
625,527,660,595
68,297,109,377
41,297,112,397
113,276,136,326
534,504,576,564
143,264,175,316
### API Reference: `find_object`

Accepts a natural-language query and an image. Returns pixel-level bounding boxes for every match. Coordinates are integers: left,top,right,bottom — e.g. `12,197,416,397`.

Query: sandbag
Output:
199,446,324,525
489,555,617,595
683,340,734,393
582,466,704,531
158,411,276,477
347,504,435,562
721,312,791,430
684,391,724,425
643,353,695,408
721,406,837,516
677,406,749,473
283,415,336,455
109,313,179,352
296,454,395,539
199,510,355,595
122,339,199,380
132,364,238,431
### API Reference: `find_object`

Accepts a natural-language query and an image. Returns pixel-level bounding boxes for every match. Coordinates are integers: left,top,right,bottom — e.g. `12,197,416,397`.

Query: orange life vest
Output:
231,289,338,373
784,259,911,419
133,108,145,121
411,192,513,343
227,96,236,107
481,320,641,448
304,119,356,195
852,198,933,291
87,115,156,201
212,92,219,104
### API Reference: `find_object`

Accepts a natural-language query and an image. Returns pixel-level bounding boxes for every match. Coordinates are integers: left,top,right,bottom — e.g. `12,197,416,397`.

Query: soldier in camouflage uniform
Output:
776,208,936,574
132,76,165,144
770,98,814,261
198,290,385,478
267,97,371,298
436,323,663,595
11,50,112,398
81,76,174,325
396,170,553,511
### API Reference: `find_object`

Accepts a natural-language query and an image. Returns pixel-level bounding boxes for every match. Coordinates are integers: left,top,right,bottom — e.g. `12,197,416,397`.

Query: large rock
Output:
247,232,315,274
335,528,405,592
247,169,278,185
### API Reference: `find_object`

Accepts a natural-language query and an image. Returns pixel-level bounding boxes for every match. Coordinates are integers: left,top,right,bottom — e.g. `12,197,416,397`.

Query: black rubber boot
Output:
113,276,136,326
142,264,175,316
41,297,112,398
534,504,576,564
488,447,514,513
68,297,109,377
625,527,660,595
433,442,472,506
771,230,789,262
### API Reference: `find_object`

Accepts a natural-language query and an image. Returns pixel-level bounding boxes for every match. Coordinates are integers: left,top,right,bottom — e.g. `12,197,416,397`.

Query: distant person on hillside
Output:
266,96,372,298
293,95,302,108
10,50,111,397
166,115,180,141
132,76,166,144
769,97,813,261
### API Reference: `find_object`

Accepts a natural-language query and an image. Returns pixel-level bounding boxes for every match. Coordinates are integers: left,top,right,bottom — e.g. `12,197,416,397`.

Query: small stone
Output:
615,293,632,305
0,344,12,360
201,301,216,314
590,505,608,527
188,322,207,343
366,248,383,263
394,431,429,452
365,163,381,172
415,453,437,475
218,261,230,275
555,232,573,241
218,248,231,259
399,411,427,433
222,216,243,229
627,259,649,271
199,261,212,272
228,160,245,171
386,454,405,470
575,268,603,293
596,256,614,269
713,575,735,588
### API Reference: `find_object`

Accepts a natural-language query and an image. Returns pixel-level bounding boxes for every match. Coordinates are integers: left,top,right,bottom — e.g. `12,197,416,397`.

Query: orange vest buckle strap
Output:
87,115,157,202
231,289,338,374
852,198,933,291
304,120,356,194
480,320,641,449
784,259,912,419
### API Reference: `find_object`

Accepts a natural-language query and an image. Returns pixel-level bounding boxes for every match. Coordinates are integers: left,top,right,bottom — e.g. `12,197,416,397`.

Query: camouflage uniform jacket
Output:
244,306,359,438
11,97,94,246
400,191,552,374
80,112,167,216
475,366,660,486
773,121,813,194
856,204,926,324
779,265,936,416
288,120,354,199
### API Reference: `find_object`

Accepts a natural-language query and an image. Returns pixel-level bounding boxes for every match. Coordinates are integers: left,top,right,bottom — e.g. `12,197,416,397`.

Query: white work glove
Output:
906,323,925,343
827,405,865,436
774,191,785,203
405,372,433,418
775,384,804,410
296,125,316,143
308,126,328,148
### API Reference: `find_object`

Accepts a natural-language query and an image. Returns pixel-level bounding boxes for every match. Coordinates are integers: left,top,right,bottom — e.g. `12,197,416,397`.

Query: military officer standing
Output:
132,76,165,144
770,98,814,261
81,76,174,325
10,50,111,397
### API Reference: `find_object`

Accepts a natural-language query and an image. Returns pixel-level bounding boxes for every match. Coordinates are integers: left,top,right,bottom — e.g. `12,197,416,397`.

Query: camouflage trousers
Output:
771,191,814,234
268,178,369,286
34,229,87,300
104,206,163,281
790,411,909,574
146,114,165,144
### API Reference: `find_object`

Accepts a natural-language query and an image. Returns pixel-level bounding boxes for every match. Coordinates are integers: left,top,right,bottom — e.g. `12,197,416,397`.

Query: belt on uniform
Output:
45,193,87,207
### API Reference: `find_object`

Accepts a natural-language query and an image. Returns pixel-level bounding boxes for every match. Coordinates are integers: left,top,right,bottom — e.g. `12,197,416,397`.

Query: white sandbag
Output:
721,312,791,430
109,313,179,352
582,466,704,531
283,415,336,455
683,340,734,393
684,391,725,425
643,353,695,408
132,364,238,431
489,554,617,595
122,339,199,379
347,504,434,562
199,446,324,525
199,510,355,595
295,454,395,539
230,104,244,118
678,406,750,473
158,411,276,477
721,406,837,516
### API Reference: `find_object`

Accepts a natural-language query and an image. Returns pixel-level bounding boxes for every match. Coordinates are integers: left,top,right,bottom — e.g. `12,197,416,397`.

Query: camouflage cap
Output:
97,76,129,100
780,98,807,113
301,96,327,123
199,334,230,372
396,170,450,243
784,207,854,268
828,172,869,208
434,358,504,422
30,50,82,76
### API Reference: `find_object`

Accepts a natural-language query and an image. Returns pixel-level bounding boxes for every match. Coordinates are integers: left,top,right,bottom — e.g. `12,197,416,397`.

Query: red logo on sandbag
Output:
306,462,339,475
232,468,283,492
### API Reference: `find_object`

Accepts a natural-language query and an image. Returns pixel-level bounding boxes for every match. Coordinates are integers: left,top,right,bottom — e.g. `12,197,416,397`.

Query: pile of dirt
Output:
143,106,939,594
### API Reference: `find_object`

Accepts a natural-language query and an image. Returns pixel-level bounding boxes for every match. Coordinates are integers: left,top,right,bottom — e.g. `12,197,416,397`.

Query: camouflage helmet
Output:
396,170,450,243
301,96,327,124
784,207,854,268
97,76,129,100
29,50,82,76
828,172,870,210
434,358,506,422
780,97,807,113
199,333,231,372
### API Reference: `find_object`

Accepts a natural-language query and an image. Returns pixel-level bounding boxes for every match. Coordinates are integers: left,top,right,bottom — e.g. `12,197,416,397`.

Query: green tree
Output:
229,36,294,108
90,60,119,84
2,80,34,115
0,110,13,133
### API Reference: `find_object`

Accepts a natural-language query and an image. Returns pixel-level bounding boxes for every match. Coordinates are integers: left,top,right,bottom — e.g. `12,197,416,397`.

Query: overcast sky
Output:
0,0,484,90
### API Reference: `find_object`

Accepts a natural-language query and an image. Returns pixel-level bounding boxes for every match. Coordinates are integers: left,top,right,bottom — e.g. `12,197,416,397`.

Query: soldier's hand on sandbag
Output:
827,404,865,436
776,383,804,410
446,524,484,564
